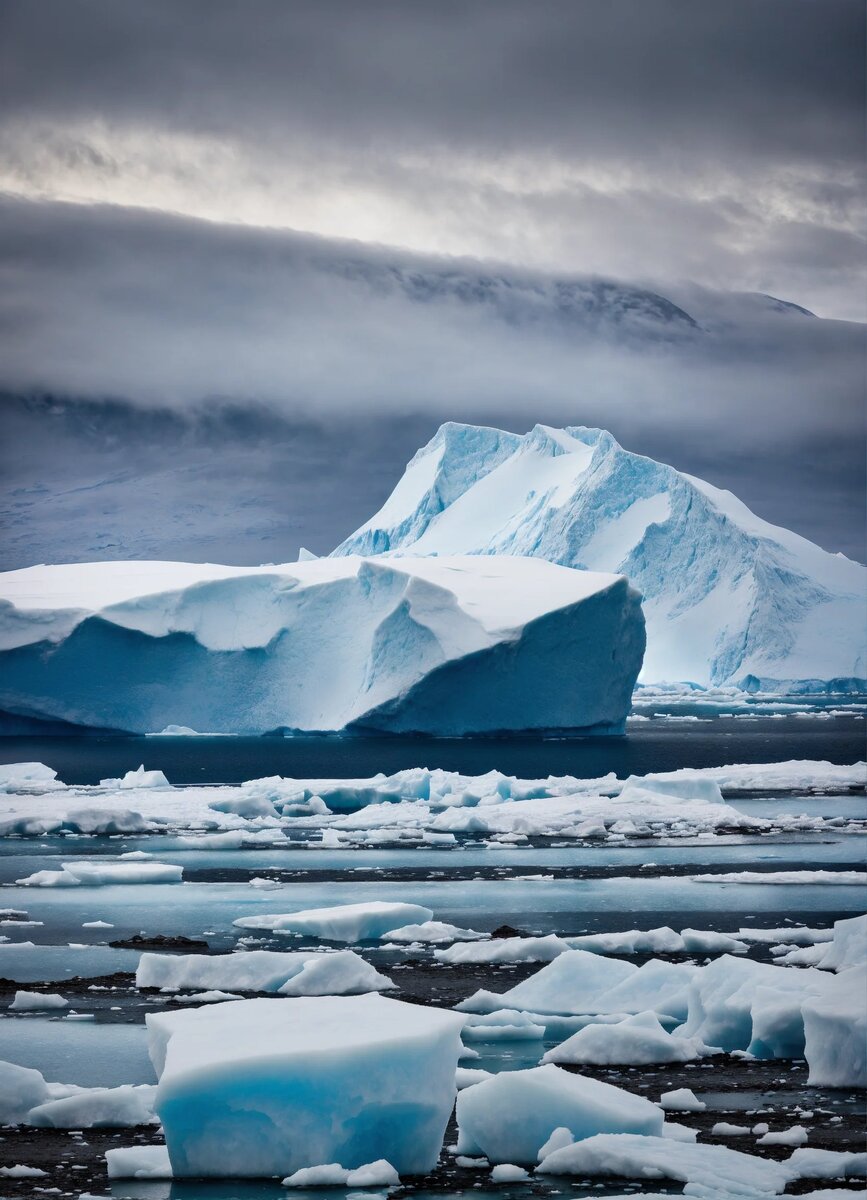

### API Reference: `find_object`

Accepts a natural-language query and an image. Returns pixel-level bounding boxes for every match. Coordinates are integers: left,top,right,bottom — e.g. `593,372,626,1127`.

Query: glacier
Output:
0,554,643,736
333,422,866,689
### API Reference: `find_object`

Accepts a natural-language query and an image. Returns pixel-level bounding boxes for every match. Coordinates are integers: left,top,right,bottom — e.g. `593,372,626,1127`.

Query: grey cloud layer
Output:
0,0,864,317
1,197,863,454
1,0,860,162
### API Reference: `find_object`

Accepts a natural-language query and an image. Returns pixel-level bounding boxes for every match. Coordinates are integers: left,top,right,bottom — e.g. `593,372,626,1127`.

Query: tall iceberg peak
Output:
333,423,866,690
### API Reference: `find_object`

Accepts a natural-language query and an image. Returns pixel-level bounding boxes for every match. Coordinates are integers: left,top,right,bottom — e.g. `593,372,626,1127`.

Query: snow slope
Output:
333,423,866,689
0,555,643,735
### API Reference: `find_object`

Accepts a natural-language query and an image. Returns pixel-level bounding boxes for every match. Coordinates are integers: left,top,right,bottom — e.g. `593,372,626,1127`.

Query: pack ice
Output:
146,993,463,1177
0,555,643,735
333,422,866,689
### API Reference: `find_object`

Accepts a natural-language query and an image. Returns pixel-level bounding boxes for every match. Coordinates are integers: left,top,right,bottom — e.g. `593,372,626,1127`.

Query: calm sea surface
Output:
0,716,863,784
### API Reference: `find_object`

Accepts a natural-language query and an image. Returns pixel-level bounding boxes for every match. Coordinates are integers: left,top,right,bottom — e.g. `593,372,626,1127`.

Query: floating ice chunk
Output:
386,921,488,944
455,1064,662,1165
456,1067,494,1089
435,935,568,964
462,1011,545,1041
738,925,834,946
65,807,152,834
106,1144,173,1179
82,920,114,929
148,994,463,1177
282,1160,400,1188
756,1125,808,1146
16,860,183,887
467,949,637,1016
785,1148,867,1181
0,762,64,791
234,900,434,942
208,793,279,819
180,829,285,849
536,1132,789,1193
680,929,749,953
490,1164,529,1182
659,1088,705,1111
10,990,68,1011
803,963,867,1087
100,765,172,790
0,1059,50,1123
711,1122,751,1136
177,990,243,1003
691,870,866,885
137,950,392,996
676,954,829,1054
28,1084,157,1128
543,1011,717,1066
620,775,727,805
0,1165,47,1178
567,927,685,954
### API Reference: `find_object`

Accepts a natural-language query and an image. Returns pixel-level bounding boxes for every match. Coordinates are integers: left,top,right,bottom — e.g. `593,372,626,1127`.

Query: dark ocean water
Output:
1,716,863,785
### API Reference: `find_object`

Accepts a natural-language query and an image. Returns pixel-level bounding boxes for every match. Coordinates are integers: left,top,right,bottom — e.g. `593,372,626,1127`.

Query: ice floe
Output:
455,1064,662,1164
147,993,463,1177
136,949,393,995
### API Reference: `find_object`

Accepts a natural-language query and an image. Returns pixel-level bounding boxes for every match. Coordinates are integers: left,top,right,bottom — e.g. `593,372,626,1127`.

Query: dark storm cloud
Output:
0,0,864,316
0,0,861,164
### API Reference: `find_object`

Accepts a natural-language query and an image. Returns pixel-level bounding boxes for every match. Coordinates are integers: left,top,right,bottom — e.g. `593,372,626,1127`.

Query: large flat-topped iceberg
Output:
0,555,643,735
333,422,866,690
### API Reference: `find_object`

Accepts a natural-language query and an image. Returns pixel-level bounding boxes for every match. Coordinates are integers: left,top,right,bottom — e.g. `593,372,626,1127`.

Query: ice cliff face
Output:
0,556,644,735
334,424,866,689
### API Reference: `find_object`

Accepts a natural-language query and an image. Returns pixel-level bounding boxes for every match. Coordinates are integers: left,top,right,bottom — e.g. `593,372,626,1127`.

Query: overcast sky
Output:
0,0,864,563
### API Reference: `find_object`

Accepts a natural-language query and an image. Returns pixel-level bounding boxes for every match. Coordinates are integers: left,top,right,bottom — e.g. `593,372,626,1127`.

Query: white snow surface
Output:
148,993,463,1177
0,554,644,735
333,422,867,688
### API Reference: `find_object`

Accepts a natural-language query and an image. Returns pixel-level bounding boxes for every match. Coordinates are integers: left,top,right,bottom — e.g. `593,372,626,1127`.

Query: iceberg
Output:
333,422,866,689
542,1011,718,1066
15,860,183,887
136,949,393,995
147,994,463,1177
233,901,434,942
536,1132,790,1193
0,554,643,735
455,1064,663,1164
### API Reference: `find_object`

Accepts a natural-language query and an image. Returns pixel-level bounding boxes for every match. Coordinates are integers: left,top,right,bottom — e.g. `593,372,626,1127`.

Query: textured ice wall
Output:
0,555,644,735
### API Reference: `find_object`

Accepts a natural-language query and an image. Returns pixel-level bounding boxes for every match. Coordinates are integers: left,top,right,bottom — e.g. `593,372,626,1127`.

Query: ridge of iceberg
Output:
332,422,866,689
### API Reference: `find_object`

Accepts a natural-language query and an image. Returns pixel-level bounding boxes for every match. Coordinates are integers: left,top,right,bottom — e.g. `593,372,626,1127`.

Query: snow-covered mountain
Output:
0,556,643,735
334,424,866,690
